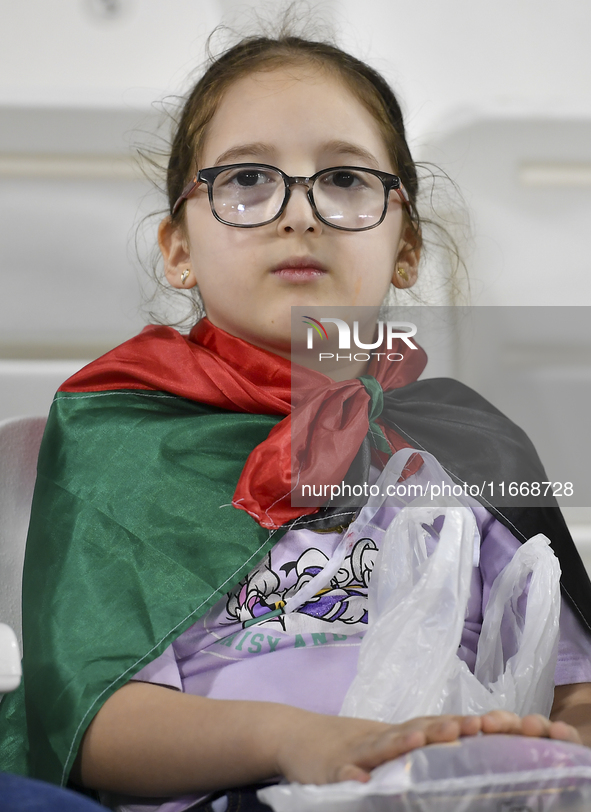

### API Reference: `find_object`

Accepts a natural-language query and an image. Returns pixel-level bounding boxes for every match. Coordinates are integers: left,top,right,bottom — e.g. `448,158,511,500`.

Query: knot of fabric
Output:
358,375,384,421
358,375,391,455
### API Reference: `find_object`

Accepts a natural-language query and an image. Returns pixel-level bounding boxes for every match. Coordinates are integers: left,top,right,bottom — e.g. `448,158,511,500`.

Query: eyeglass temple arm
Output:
171,176,202,216
392,182,416,219
392,179,410,204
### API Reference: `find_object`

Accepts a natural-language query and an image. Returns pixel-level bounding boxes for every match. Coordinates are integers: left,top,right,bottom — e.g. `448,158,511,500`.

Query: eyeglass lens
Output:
211,166,386,229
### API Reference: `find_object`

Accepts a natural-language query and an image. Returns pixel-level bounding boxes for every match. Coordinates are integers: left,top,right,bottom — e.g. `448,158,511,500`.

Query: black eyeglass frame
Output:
171,163,412,232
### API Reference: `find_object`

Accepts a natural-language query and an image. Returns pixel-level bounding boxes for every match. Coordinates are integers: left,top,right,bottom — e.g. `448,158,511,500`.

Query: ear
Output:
158,217,197,289
392,225,421,289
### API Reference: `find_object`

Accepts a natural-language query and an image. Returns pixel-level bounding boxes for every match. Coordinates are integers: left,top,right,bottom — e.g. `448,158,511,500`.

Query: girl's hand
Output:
275,709,582,785
275,712,478,785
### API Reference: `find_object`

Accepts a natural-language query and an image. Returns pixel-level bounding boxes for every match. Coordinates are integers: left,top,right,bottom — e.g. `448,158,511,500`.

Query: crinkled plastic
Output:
340,448,561,721
260,449,565,812
259,735,591,811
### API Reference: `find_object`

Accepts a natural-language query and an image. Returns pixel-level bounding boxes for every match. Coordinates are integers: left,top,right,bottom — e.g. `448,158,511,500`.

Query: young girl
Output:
2,29,591,812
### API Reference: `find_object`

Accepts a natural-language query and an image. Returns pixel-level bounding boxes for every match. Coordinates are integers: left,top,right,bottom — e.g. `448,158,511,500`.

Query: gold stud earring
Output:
180,269,190,285
397,266,409,282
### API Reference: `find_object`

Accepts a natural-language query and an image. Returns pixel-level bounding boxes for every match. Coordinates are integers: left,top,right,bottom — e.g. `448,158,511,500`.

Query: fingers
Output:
400,711,580,746
548,720,582,744
520,715,581,744
458,715,482,736
479,709,524,735
396,728,428,752
424,718,462,742
479,711,582,745
520,713,553,737
412,715,480,742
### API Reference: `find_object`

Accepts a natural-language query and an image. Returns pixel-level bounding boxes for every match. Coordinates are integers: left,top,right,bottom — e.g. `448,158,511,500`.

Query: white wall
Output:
334,0,591,143
0,0,220,107
3,1,591,123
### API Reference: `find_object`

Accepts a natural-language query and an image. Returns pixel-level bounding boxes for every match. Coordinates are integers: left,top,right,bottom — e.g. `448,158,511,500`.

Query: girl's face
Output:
160,65,419,358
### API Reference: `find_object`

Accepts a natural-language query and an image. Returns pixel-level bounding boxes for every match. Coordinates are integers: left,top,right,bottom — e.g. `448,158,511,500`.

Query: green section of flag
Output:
0,390,284,785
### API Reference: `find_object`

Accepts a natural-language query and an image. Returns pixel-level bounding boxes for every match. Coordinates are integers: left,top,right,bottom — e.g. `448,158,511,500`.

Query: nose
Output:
277,180,320,234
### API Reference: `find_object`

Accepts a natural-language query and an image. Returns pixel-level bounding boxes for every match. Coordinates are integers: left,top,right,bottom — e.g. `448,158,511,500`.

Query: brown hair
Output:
166,35,421,241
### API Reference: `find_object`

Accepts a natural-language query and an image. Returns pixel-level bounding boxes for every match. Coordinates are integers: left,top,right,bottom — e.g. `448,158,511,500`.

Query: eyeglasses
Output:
172,163,411,231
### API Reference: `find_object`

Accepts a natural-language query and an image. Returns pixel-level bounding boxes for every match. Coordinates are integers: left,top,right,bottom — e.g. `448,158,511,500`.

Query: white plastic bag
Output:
340,448,561,721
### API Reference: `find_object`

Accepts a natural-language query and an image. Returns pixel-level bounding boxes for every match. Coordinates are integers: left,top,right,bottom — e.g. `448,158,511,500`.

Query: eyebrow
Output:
319,140,381,169
214,143,275,166
212,140,381,169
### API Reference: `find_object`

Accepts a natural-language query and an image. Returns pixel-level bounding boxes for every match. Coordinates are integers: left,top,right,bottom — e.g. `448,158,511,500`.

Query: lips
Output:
271,257,328,281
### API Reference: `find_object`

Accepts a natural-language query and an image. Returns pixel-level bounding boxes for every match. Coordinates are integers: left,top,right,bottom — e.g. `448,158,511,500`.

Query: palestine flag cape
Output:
1,318,590,787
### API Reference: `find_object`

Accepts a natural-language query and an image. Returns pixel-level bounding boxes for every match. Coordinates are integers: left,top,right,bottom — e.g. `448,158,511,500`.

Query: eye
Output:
235,170,264,186
224,168,276,187
333,171,358,188
321,169,369,189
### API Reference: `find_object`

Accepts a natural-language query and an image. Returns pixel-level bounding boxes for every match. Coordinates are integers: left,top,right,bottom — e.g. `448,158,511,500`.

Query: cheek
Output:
363,232,401,300
186,219,236,269
350,230,399,279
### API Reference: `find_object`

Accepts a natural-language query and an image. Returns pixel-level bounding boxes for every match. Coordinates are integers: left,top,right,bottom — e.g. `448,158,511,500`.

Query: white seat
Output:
0,623,21,693
0,416,46,654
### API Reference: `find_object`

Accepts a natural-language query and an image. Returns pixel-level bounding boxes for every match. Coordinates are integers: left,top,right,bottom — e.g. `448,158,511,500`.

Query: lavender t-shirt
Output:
106,476,591,812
